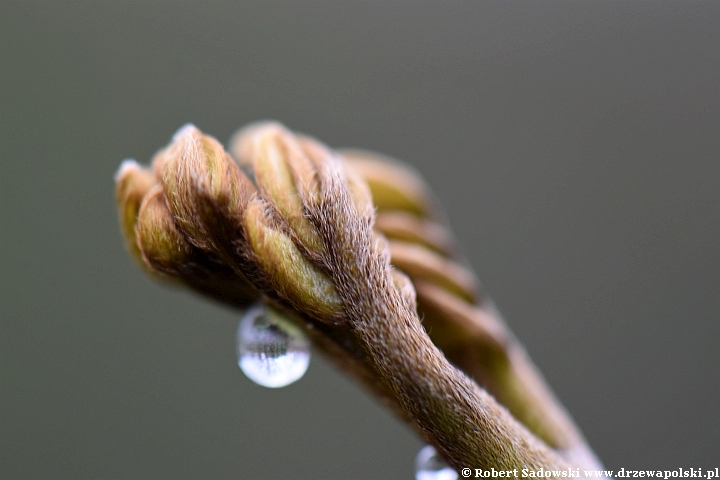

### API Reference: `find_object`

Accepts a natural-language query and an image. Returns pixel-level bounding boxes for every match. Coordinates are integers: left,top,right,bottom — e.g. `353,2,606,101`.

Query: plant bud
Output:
161,124,255,262
228,120,277,174
391,269,418,311
244,123,325,252
342,160,375,219
372,229,392,261
293,139,374,221
151,146,170,180
295,134,339,205
135,185,192,275
244,198,343,320
388,240,477,303
413,280,507,356
115,159,156,266
375,212,454,255
339,149,431,217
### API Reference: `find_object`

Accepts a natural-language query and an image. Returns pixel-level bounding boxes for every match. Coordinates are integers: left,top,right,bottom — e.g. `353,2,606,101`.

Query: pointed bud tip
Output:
229,121,289,169
115,159,141,182
172,123,199,142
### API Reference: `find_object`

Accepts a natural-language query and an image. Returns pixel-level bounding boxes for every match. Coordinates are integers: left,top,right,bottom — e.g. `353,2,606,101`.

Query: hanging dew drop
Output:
415,445,458,480
236,303,310,388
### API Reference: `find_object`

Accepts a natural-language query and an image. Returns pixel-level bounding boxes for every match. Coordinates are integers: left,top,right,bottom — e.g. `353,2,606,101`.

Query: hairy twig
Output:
115,122,605,472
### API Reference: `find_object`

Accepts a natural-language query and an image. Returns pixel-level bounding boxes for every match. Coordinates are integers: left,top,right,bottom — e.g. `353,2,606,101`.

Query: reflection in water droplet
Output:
237,303,310,388
415,445,458,480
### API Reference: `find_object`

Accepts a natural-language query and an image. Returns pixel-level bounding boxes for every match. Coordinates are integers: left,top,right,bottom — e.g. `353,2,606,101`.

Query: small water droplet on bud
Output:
236,303,310,388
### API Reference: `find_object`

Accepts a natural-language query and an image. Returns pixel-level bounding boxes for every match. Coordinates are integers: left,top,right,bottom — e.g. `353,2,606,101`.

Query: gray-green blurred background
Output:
1,2,718,479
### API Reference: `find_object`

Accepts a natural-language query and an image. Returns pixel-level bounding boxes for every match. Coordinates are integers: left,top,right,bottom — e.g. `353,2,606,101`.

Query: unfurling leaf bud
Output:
375,212,454,255
115,159,157,267
150,146,169,180
244,198,343,320
227,120,274,174
342,160,375,219
339,149,432,217
160,124,255,270
388,240,478,303
233,122,324,252
135,185,192,275
391,268,418,311
116,121,597,473
413,280,507,357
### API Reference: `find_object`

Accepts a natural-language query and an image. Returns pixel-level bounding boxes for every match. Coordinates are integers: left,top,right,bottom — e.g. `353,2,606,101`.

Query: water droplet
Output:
415,445,458,480
237,303,310,388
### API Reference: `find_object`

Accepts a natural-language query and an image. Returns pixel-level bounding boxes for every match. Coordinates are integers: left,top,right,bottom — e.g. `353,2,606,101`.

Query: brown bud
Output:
228,120,277,173
135,185,193,275
115,159,157,266
339,149,432,217
375,212,454,255
244,198,343,320
234,122,326,252
150,146,170,180
160,124,255,266
388,240,478,303
414,280,507,355
340,158,374,218
391,268,418,311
